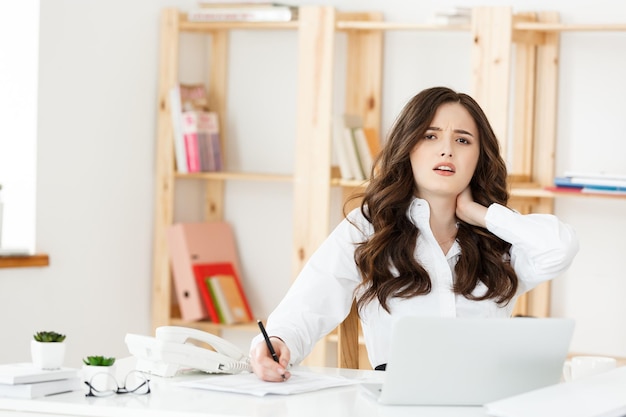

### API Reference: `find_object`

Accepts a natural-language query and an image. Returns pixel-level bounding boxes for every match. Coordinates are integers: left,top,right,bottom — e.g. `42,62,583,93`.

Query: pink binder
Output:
166,221,242,321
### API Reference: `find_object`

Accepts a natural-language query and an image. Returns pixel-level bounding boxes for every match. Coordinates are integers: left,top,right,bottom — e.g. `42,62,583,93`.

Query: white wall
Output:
0,0,624,367
0,0,198,367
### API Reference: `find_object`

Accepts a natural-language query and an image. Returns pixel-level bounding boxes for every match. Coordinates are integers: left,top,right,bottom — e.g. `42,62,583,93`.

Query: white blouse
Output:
251,198,579,368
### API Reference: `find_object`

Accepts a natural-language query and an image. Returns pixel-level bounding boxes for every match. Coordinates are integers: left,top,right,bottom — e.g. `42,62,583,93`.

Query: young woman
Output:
250,87,579,381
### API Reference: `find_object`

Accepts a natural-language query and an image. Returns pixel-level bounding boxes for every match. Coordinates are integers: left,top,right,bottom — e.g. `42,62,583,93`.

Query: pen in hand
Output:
257,319,280,363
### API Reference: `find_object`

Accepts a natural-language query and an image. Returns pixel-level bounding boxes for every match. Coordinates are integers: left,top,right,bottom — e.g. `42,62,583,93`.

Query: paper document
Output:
177,370,360,396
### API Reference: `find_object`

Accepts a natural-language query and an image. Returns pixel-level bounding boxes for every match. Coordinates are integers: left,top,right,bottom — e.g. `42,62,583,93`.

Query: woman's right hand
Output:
250,337,291,382
455,186,487,228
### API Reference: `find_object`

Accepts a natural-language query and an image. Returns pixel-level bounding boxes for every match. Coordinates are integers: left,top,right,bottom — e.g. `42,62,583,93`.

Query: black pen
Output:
257,319,280,363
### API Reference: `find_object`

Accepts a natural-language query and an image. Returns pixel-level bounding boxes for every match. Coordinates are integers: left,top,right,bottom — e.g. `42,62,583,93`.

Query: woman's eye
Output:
457,137,470,144
424,134,436,140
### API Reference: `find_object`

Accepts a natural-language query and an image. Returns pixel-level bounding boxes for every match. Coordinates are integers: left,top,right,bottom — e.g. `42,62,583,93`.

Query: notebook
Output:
361,316,575,406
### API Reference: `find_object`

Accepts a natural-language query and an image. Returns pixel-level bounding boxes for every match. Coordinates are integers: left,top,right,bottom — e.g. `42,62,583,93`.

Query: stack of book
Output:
188,2,298,23
431,7,471,26
193,262,254,324
550,172,626,195
166,221,254,323
333,114,381,181
0,363,81,399
170,83,223,174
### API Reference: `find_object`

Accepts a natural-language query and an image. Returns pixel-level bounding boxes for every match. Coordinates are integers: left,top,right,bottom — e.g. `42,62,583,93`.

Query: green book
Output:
205,276,235,324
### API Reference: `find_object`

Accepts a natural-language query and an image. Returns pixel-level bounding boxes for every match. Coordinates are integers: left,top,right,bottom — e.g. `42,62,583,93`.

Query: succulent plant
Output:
83,355,116,366
33,331,66,343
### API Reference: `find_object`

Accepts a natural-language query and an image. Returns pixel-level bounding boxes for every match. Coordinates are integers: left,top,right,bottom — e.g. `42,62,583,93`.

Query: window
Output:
0,0,39,253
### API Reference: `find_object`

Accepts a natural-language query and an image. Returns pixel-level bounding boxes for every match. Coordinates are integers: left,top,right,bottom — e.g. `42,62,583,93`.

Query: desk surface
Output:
0,359,487,417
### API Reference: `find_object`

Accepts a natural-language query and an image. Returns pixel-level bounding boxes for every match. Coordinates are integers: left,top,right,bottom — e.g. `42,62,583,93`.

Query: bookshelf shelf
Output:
514,22,626,32
179,19,298,32
168,318,259,334
0,254,49,269
175,172,293,183
335,21,470,31
331,182,626,200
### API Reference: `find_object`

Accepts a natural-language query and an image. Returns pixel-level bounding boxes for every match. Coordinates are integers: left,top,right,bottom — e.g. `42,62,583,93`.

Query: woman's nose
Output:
440,134,453,157
440,141,452,157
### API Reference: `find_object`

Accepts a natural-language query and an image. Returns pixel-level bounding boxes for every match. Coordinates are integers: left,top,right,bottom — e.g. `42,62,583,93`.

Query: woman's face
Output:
410,102,480,199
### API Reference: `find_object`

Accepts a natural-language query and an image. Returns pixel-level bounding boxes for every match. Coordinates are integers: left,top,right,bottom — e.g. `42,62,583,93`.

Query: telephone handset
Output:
125,326,251,377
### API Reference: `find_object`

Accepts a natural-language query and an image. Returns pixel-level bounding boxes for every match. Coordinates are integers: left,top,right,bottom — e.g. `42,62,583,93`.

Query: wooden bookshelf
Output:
152,5,626,370
151,8,318,339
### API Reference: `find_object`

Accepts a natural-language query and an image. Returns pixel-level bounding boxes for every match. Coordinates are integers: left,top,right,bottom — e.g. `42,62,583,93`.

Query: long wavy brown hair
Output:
352,87,517,313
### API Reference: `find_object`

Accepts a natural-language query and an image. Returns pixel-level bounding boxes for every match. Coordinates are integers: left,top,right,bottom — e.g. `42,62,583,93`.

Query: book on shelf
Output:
184,110,223,173
169,85,188,174
209,265,253,323
362,126,382,163
562,171,626,182
545,186,581,194
188,4,298,22
166,221,244,322
554,176,626,188
194,262,253,324
352,126,373,179
432,7,471,25
180,83,209,110
546,186,626,196
0,363,79,385
170,83,209,173
332,115,357,181
219,278,252,323
208,114,223,171
342,114,367,180
182,111,202,173
345,114,382,181
332,114,382,182
581,187,626,195
194,264,222,323
196,111,223,172
170,83,223,173
554,175,626,191
195,112,211,172
208,276,235,324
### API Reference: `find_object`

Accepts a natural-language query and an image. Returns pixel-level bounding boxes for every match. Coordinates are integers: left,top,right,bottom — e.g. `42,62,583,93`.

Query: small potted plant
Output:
83,356,116,367
82,356,117,389
31,331,66,369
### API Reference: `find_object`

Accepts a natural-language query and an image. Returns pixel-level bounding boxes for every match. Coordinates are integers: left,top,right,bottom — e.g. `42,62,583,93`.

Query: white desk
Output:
0,359,486,417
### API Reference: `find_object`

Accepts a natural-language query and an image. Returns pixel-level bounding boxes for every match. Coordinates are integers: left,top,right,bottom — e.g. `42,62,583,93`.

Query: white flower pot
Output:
30,340,66,370
82,364,117,392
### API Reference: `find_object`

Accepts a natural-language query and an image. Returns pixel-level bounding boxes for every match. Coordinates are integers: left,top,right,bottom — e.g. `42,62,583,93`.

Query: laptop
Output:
361,316,575,406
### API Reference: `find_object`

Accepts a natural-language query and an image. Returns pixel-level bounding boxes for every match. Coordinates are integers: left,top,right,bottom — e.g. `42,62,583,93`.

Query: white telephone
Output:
125,326,251,377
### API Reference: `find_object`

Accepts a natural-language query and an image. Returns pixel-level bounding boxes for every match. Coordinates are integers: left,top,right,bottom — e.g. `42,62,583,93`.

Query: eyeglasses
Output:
84,370,151,397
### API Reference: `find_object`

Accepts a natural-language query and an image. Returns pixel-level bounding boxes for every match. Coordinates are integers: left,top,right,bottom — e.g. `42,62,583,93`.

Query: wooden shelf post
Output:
152,8,180,330
292,5,336,367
